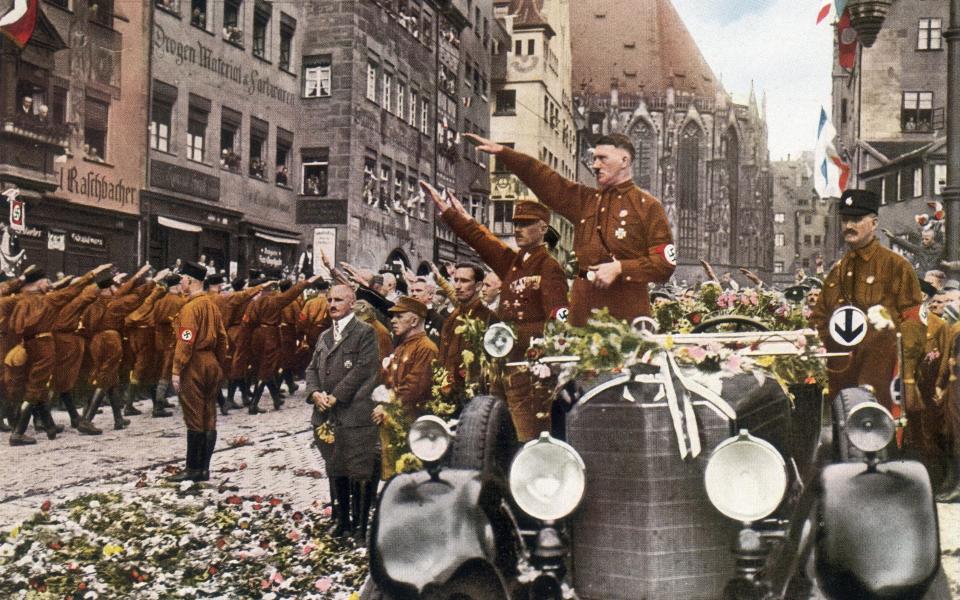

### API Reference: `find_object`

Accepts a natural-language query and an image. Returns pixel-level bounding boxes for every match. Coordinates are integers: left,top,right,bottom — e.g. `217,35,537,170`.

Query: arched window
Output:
629,120,656,192
676,122,702,259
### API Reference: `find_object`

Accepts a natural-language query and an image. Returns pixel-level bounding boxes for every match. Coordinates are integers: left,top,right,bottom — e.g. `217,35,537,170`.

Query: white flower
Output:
371,384,391,405
867,305,894,330
530,363,551,380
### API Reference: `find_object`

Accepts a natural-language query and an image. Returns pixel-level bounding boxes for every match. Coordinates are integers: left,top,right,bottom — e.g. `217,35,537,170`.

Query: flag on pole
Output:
838,9,858,70
0,0,38,49
814,107,850,199
816,2,832,24
817,1,849,25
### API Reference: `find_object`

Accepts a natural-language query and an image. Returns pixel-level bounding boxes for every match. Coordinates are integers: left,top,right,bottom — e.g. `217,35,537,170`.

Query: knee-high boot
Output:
353,480,375,543
248,381,267,415
333,477,352,538
153,381,173,418
77,389,105,435
218,386,228,416
53,391,81,428
0,399,11,433
123,382,143,416
33,404,63,435
109,387,131,430
198,430,217,481
936,452,960,503
9,401,37,446
266,379,283,409
226,380,243,409
282,370,298,394
168,431,205,482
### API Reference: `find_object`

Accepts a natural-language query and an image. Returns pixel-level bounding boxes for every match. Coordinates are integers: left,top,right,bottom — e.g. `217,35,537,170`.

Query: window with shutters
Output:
84,97,109,161
186,103,208,163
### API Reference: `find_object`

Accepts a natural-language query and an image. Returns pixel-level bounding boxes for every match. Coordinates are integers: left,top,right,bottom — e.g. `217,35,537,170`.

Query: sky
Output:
671,0,835,161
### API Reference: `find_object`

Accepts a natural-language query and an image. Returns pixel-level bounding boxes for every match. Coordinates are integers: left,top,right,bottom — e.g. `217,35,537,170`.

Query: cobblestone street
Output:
0,389,325,526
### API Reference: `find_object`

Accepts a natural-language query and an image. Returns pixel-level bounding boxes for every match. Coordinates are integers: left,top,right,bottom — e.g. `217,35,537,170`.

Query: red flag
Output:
0,0,38,49
816,3,831,24
830,156,850,191
838,9,858,70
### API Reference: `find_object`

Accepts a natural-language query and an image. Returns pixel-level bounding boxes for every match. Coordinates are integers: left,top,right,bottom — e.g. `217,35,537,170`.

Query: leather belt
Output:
24,332,53,341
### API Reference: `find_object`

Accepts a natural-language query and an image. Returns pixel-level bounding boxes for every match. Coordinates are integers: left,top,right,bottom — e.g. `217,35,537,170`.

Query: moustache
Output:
844,229,857,235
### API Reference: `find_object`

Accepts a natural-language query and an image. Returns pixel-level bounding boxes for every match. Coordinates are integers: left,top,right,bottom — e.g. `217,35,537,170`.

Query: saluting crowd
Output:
4,131,960,550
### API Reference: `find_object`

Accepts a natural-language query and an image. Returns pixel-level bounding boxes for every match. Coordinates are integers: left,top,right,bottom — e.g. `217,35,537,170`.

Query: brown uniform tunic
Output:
153,291,188,381
297,295,330,370
51,283,100,394
442,209,569,440
498,147,675,326
380,330,438,478
10,274,95,404
124,285,165,385
172,293,228,431
84,280,155,389
909,311,951,469
438,295,493,401
279,301,301,372
242,280,311,381
810,238,926,409
0,281,25,399
222,285,265,380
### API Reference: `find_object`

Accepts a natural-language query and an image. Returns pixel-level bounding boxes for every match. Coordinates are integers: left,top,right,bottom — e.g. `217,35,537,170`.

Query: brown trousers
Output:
155,329,176,381
504,365,555,442
179,350,222,431
52,332,86,393
88,330,124,389
127,327,157,385
228,325,252,380
23,336,56,404
251,326,280,381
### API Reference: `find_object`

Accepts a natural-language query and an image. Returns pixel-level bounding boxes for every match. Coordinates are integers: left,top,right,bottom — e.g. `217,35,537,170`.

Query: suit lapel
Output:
327,317,358,355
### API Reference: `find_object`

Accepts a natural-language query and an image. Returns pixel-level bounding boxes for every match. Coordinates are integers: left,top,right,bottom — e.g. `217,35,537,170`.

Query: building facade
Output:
489,0,577,265
297,0,438,275
145,0,304,276
831,0,948,261
771,155,830,286
569,0,774,285
1,0,145,275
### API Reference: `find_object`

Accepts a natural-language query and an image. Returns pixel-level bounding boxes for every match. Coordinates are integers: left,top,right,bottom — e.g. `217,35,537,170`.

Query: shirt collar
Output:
335,312,355,331
854,238,881,262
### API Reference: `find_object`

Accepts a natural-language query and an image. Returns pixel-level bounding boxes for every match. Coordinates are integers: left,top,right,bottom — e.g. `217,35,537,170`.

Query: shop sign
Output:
150,160,220,201
57,166,138,210
312,228,336,278
47,231,66,251
18,225,44,240
296,198,348,225
257,244,283,269
69,232,106,250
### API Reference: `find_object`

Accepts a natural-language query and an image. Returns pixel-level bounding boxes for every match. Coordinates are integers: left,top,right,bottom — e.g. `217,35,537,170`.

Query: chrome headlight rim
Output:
482,322,517,358
408,415,454,463
704,429,788,523
509,432,586,522
846,401,895,453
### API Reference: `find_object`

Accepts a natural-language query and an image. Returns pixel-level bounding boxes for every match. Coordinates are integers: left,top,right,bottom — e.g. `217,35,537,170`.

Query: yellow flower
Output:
9,525,19,539
664,335,674,350
102,543,124,558
461,349,475,366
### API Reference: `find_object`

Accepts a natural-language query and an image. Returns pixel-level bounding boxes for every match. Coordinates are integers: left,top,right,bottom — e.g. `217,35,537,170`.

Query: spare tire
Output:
447,395,516,478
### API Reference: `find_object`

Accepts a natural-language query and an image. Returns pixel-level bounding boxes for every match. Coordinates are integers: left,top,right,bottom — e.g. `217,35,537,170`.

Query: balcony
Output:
1,113,72,146
0,114,71,190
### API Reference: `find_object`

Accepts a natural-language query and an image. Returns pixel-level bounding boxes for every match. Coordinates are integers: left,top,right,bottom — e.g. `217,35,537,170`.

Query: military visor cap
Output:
512,200,551,224
387,296,428,319
180,260,207,282
838,189,880,217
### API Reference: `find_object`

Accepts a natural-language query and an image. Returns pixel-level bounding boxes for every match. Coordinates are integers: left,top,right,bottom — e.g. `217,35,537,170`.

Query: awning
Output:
158,216,202,233
254,231,300,245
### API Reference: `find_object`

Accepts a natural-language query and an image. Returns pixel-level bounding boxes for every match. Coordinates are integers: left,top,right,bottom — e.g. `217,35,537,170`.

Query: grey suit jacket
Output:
305,317,380,429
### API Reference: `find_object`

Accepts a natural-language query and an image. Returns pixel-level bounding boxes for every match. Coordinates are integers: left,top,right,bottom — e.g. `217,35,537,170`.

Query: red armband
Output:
901,305,925,324
650,243,677,266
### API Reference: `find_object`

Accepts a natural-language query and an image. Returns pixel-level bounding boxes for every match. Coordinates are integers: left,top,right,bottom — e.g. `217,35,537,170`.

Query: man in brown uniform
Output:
0,269,28,432
7,264,109,445
278,279,303,395
297,280,331,371
373,296,438,479
243,274,321,414
222,277,272,407
810,189,926,412
438,263,493,406
467,132,676,326
912,279,952,486
152,273,188,416
169,260,228,483
50,275,109,429
428,185,569,440
122,270,172,418
78,265,155,434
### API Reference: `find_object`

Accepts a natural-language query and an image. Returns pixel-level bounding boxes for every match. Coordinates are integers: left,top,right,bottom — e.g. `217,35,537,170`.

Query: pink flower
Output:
322,506,332,517
315,577,332,592
687,346,707,361
271,571,284,585
261,579,271,590
302,543,316,555
723,355,743,372
287,531,300,542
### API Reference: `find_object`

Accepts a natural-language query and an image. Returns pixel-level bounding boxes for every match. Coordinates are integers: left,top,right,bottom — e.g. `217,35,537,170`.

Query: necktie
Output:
333,320,341,343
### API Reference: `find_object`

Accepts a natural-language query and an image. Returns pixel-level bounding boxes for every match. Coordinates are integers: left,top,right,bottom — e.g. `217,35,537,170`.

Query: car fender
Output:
815,461,940,600
369,469,500,596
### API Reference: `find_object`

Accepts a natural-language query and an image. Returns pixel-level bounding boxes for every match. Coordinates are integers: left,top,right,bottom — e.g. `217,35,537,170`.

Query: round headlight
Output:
509,433,586,521
704,430,787,522
846,401,895,453
408,416,453,463
483,322,516,358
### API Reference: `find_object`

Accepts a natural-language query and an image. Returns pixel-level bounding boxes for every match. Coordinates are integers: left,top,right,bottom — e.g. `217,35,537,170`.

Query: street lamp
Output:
845,0,960,263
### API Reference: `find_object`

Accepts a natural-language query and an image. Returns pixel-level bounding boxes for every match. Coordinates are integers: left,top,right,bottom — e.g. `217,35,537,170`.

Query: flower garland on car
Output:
655,283,811,333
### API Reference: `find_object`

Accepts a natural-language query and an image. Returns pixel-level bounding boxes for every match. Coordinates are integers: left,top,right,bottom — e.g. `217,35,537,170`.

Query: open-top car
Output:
359,308,951,600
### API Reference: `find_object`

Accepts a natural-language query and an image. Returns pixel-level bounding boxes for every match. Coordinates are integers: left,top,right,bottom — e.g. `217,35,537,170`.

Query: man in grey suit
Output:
306,283,380,540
